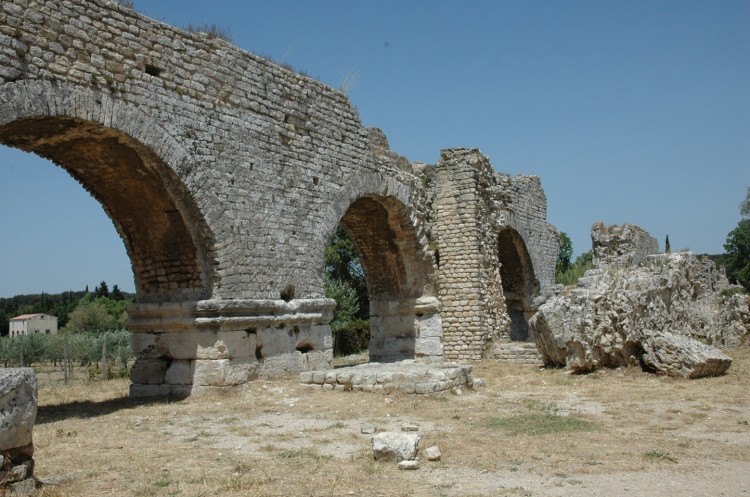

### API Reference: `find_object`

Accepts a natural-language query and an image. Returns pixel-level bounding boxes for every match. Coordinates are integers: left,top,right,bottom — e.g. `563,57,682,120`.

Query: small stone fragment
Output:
424,445,442,461
473,378,486,388
7,477,37,496
398,460,420,470
360,423,376,435
401,423,419,432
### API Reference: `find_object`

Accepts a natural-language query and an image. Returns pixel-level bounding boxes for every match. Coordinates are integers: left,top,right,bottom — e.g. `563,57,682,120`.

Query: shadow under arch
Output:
0,82,215,303
335,194,441,362
498,227,540,341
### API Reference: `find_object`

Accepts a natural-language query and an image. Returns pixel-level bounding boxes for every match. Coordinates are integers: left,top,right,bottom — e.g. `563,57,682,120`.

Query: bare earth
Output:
32,348,750,497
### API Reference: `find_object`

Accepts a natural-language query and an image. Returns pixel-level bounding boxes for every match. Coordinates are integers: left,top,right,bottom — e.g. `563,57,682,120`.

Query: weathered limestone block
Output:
592,221,659,267
530,251,738,377
164,360,193,385
372,432,420,462
0,369,37,452
424,445,442,461
130,358,169,385
642,331,732,378
1,369,38,495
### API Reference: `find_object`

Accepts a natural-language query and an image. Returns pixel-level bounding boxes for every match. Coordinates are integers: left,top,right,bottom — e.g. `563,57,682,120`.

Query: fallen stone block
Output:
398,460,420,470
424,445,442,461
0,369,37,452
0,369,39,496
642,331,732,378
372,432,420,462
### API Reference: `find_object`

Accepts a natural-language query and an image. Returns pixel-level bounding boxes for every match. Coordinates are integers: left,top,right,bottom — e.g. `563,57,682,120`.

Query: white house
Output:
9,313,58,337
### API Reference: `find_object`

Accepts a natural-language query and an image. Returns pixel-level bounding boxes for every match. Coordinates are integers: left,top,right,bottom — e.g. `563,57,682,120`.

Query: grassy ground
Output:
30,348,750,497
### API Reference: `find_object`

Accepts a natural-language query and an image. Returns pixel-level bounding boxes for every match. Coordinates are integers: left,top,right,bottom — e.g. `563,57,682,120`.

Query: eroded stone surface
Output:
372,432,421,462
1,0,561,395
530,250,739,378
300,362,473,394
0,369,37,451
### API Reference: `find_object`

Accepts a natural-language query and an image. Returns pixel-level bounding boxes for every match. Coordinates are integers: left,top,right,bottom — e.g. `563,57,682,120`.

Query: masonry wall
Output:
0,0,425,304
0,0,561,387
591,221,659,267
492,174,560,299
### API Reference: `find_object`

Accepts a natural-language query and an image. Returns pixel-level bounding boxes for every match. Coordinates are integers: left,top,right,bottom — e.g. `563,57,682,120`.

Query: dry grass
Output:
30,348,750,497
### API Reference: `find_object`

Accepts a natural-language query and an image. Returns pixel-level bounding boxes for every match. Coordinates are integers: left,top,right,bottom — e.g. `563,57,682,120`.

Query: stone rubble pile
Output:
369,422,442,470
530,251,744,378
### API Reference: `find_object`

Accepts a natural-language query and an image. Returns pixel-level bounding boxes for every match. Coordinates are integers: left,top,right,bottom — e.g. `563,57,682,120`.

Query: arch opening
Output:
0,117,213,304
329,195,439,363
498,228,540,342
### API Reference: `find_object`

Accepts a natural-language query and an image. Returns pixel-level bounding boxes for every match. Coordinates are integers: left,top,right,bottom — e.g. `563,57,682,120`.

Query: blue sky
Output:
1,0,749,297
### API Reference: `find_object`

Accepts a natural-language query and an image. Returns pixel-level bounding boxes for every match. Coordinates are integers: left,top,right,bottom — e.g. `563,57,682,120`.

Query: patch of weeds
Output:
183,22,233,42
328,421,346,429
739,420,748,425
219,475,247,491
524,399,559,414
153,477,171,488
482,413,598,436
227,459,250,474
721,287,747,298
278,448,331,462
644,449,678,463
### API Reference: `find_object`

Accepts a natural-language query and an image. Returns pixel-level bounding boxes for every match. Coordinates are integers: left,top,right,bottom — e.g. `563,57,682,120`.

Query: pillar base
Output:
126,299,335,396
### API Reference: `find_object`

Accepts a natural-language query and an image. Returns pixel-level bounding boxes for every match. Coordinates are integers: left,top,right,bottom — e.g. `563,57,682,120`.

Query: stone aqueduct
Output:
0,0,560,395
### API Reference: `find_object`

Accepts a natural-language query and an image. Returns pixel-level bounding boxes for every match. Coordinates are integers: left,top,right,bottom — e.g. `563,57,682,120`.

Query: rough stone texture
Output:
642,330,732,378
434,150,559,361
372,432,421,462
488,342,543,365
1,0,560,394
530,251,737,378
0,369,38,495
300,361,473,394
424,445,442,461
592,221,659,267
397,460,420,470
0,369,37,451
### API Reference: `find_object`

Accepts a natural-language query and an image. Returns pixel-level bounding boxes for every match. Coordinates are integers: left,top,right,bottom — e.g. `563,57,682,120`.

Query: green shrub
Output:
332,319,370,357
556,251,594,286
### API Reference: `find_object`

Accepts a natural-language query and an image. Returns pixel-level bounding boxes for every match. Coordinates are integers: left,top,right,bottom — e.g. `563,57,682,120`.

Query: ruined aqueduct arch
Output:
1,0,560,395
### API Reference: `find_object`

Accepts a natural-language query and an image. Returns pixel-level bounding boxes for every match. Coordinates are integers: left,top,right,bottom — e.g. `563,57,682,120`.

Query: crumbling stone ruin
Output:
591,221,660,267
0,369,39,496
530,223,745,378
0,0,559,395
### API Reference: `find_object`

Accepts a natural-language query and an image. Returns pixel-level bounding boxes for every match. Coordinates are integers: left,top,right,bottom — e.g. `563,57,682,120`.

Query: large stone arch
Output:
497,225,540,341
318,175,441,362
0,81,216,303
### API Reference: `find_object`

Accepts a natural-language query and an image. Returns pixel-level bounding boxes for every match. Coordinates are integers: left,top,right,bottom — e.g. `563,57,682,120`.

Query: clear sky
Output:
1,0,748,297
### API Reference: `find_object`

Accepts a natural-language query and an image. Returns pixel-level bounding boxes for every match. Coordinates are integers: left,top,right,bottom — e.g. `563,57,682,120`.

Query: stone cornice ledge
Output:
127,298,336,332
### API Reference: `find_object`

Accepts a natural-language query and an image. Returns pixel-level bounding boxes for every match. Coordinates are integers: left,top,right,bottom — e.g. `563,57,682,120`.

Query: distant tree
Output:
325,225,368,320
94,281,110,298
665,234,671,254
556,251,594,286
741,186,750,219
111,284,124,301
724,219,750,291
556,232,573,273
64,297,119,333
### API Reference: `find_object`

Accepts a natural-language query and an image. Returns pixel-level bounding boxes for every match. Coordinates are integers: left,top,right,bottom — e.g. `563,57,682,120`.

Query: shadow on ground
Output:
36,396,184,424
